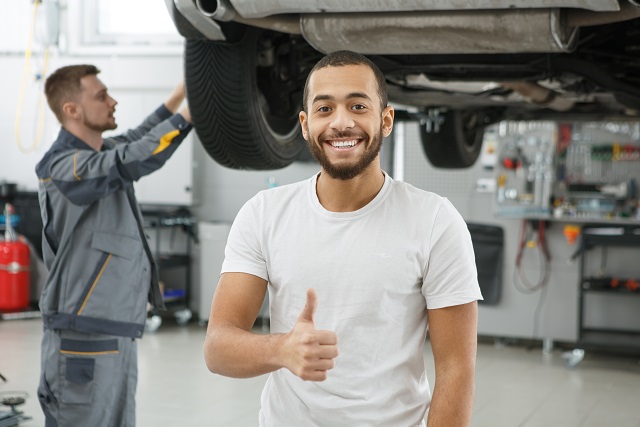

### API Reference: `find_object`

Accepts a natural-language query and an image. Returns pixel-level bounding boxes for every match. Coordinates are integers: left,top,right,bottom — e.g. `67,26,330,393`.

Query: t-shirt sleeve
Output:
422,198,483,309
221,197,269,282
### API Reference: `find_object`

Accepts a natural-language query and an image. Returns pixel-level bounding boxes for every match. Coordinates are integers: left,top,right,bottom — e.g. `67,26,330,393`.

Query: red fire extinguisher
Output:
0,203,30,311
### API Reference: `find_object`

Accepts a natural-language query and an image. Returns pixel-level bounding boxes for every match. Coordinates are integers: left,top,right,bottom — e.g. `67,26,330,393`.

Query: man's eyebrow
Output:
311,94,334,104
346,92,372,101
311,92,372,104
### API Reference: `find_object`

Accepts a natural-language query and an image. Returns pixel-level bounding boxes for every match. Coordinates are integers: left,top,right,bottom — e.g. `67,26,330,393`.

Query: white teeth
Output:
331,140,358,148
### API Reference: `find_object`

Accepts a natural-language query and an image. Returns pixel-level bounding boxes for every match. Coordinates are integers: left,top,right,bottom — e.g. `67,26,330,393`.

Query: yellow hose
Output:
15,0,50,154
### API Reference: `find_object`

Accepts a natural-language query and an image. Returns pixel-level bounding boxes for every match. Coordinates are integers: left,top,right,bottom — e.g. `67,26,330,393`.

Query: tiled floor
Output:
2,318,640,427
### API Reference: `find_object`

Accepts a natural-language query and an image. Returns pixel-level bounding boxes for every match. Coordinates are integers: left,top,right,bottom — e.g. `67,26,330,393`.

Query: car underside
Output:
165,0,640,169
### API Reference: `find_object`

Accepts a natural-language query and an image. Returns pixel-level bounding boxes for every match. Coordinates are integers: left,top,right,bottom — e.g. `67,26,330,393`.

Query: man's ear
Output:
61,101,80,121
381,105,394,137
299,111,309,141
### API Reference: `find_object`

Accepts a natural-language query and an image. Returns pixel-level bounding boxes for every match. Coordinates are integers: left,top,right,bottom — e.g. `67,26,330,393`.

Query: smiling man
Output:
204,50,483,426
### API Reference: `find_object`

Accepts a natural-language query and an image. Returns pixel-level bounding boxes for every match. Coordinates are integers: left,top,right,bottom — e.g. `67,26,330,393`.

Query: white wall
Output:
0,0,190,205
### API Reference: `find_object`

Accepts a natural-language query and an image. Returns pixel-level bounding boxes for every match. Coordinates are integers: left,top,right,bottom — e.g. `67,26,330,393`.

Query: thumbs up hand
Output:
283,289,339,381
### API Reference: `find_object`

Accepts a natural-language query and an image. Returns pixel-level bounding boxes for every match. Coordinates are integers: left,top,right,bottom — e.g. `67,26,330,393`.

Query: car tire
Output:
419,110,487,169
184,29,306,170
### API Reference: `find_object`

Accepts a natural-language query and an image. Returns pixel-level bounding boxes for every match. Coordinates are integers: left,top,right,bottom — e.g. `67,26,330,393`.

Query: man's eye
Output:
317,106,330,113
352,104,366,110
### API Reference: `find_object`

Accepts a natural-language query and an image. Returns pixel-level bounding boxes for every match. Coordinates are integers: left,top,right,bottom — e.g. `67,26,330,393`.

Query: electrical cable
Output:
512,220,553,346
513,219,552,294
15,0,50,154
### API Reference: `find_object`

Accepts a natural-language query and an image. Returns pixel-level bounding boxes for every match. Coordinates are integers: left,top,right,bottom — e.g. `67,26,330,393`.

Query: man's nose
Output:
329,107,354,131
109,96,118,108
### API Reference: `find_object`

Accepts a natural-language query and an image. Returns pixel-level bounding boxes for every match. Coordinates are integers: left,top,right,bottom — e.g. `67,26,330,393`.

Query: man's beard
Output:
84,116,117,132
307,125,383,180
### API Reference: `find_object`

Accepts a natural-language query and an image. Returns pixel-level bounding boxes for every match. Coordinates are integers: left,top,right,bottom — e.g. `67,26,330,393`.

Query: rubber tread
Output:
185,31,303,170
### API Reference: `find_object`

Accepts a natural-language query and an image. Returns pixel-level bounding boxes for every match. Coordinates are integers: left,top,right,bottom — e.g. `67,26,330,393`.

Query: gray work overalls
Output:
35,106,191,427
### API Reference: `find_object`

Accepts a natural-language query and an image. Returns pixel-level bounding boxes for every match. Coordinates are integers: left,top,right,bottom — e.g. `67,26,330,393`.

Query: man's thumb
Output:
298,288,317,324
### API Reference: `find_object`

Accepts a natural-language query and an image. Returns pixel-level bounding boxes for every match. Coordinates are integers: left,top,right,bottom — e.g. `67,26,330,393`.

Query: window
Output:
66,0,183,55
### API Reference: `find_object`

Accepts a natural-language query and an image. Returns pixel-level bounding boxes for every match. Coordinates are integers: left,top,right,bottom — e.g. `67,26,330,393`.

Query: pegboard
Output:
563,121,640,184
403,122,482,197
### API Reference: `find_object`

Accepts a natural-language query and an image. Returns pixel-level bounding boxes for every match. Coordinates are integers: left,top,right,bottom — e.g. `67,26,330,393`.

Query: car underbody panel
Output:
300,9,577,54
228,0,621,19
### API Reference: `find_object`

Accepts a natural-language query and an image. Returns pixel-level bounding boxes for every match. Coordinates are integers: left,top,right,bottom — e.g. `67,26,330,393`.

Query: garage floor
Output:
2,318,640,427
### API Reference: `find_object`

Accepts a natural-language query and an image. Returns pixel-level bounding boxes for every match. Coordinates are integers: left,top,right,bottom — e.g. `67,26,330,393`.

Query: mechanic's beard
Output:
84,116,117,133
307,125,383,181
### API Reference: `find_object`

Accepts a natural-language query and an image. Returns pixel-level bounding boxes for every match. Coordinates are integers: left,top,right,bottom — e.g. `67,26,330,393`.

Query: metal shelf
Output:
494,213,640,225
581,227,640,247
581,277,640,294
142,208,196,330
576,225,640,356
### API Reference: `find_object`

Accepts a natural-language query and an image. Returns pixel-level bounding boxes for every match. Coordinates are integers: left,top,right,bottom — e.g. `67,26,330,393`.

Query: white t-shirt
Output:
222,172,483,427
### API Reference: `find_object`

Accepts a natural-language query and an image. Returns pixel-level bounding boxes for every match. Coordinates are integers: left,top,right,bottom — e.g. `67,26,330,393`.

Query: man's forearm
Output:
164,81,186,113
427,369,475,426
204,324,287,378
426,302,479,426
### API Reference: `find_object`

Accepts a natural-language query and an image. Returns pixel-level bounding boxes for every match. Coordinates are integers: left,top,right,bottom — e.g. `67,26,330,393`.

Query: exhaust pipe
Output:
196,0,236,21
195,0,301,34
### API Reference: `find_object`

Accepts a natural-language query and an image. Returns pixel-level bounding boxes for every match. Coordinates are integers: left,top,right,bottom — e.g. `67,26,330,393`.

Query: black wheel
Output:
185,28,312,170
419,110,489,169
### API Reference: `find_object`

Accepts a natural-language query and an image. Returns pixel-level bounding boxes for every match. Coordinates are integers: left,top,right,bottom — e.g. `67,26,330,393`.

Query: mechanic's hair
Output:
45,64,101,123
303,50,388,112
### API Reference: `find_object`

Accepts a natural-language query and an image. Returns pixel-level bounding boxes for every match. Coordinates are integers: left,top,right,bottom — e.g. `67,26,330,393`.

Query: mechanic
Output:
35,64,192,427
204,50,482,426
